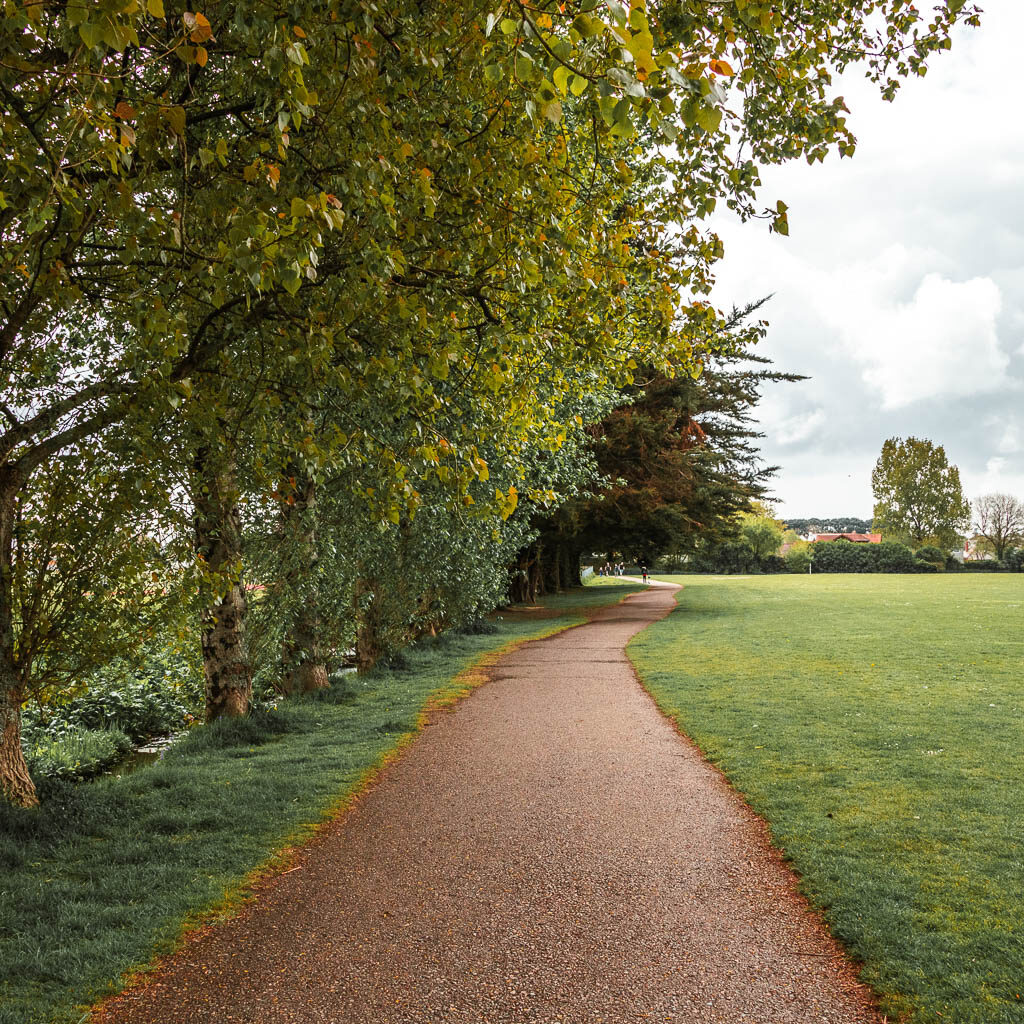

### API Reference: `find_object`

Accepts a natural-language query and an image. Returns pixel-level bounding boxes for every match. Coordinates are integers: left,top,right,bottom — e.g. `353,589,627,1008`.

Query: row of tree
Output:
1,2,978,806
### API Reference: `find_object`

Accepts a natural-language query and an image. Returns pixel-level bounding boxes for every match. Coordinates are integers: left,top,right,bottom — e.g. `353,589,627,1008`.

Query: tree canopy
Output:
871,437,971,547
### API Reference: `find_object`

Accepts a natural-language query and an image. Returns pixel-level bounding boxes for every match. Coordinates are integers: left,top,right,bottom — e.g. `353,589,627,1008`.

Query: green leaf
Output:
696,105,723,133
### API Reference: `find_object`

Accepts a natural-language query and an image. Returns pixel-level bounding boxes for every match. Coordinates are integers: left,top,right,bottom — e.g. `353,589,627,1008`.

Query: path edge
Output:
621,581,887,1023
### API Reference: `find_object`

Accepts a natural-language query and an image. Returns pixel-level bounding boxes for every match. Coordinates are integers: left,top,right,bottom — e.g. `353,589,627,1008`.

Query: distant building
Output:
812,532,882,544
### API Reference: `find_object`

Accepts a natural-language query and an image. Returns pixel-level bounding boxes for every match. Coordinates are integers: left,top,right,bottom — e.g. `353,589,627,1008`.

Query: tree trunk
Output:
354,576,382,673
0,469,37,806
193,449,252,720
564,542,582,587
279,472,328,695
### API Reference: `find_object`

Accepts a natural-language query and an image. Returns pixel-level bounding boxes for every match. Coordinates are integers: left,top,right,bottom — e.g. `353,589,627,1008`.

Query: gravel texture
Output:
95,583,882,1024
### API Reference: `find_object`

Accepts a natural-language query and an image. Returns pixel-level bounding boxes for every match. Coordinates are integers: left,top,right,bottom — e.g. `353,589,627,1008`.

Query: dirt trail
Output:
97,583,881,1024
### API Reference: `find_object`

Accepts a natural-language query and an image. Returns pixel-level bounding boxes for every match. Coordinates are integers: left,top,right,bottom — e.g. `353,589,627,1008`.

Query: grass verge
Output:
0,583,641,1024
629,574,1024,1024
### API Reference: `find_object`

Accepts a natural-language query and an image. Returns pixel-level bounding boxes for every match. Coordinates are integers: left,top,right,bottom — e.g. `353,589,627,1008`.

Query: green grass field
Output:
629,574,1024,1024
0,584,640,1024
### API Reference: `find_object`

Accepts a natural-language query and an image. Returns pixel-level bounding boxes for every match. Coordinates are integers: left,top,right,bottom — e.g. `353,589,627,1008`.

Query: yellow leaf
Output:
293,25,306,38
709,59,734,76
189,11,213,42
147,0,165,16
195,45,208,66
161,105,186,136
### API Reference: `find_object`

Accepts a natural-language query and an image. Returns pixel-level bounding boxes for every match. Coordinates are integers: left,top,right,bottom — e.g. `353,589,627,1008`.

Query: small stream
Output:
107,734,181,777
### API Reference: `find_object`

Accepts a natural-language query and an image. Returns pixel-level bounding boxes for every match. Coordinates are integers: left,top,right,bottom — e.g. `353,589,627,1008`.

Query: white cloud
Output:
997,419,1022,454
774,408,826,446
705,7,1024,516
852,274,1007,409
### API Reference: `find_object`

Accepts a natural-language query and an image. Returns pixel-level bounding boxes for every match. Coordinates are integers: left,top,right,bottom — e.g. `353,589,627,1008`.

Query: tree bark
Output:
193,449,252,720
279,472,328,695
353,576,383,673
0,468,37,806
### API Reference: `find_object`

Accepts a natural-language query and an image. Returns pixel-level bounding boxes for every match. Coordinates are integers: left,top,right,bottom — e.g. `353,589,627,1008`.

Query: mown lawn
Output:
629,574,1024,1024
0,583,641,1024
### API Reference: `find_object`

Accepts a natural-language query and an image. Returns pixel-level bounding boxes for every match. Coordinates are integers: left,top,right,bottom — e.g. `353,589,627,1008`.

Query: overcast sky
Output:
710,4,1024,520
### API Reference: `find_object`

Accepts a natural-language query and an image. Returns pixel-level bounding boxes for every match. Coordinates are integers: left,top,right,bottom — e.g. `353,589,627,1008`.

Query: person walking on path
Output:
98,582,881,1024
640,560,649,583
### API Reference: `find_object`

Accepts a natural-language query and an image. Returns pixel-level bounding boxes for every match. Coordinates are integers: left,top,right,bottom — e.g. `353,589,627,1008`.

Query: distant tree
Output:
741,512,784,562
871,438,971,547
973,494,1024,561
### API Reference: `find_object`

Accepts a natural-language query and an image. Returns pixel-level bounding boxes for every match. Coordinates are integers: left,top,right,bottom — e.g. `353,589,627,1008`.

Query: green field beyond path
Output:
629,574,1024,1024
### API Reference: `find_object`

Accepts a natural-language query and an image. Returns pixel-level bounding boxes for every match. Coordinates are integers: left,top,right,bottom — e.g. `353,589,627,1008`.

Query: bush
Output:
1004,548,1024,572
945,555,963,571
874,541,917,573
761,555,787,574
25,653,202,745
962,559,1005,572
915,559,941,573
785,548,812,573
811,540,874,573
25,727,132,790
915,545,947,565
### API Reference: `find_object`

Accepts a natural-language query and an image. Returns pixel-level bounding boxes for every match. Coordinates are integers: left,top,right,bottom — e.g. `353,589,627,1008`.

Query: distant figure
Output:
640,562,649,584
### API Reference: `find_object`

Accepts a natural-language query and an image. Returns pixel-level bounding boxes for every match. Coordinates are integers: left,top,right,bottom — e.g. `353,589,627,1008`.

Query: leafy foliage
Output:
872,437,971,547
24,728,132,792
811,539,917,574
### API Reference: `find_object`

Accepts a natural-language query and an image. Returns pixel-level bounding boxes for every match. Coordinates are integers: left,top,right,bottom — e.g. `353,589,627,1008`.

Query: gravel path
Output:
96,583,881,1024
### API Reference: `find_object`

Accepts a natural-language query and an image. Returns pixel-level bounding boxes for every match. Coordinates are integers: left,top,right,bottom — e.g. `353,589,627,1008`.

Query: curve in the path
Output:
96,583,881,1024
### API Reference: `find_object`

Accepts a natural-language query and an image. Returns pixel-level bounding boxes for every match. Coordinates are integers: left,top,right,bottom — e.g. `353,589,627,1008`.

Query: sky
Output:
708,4,1024,520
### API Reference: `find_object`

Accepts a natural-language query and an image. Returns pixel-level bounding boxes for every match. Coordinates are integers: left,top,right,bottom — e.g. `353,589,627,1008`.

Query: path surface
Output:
98,584,881,1024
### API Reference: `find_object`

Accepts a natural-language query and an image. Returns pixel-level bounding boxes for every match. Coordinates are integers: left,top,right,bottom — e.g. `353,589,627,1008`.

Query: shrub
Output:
761,555,787,574
874,541,917,573
1004,548,1024,572
26,652,203,745
811,540,874,573
458,617,499,636
962,559,1005,572
785,548,812,574
915,559,941,573
915,545,947,565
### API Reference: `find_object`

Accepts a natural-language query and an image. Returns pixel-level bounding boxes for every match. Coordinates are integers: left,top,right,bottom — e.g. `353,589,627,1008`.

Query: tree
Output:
741,511,784,563
871,437,971,547
549,302,797,580
973,493,1024,561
